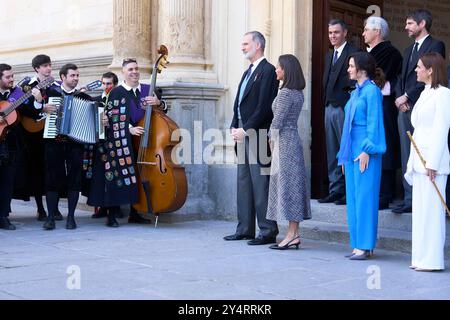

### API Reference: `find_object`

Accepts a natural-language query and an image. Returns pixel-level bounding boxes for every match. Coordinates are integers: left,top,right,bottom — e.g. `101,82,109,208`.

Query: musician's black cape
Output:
368,40,403,171
87,85,138,207
13,80,62,200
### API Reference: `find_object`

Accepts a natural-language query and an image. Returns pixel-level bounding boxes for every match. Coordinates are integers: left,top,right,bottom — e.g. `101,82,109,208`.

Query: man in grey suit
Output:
224,31,279,245
394,9,446,214
319,19,359,205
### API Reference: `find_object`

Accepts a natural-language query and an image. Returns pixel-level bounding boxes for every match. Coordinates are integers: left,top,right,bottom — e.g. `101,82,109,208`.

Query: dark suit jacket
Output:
230,58,279,132
395,35,446,107
230,58,278,166
323,42,360,108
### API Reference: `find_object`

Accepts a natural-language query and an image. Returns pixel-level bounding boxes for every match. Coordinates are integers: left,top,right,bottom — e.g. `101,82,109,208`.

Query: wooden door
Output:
311,0,383,198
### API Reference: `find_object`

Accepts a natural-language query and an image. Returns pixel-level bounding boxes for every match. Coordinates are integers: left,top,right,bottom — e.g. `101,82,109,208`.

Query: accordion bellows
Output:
44,96,105,144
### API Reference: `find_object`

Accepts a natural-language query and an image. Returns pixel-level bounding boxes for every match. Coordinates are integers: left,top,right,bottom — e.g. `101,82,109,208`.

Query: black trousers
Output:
45,140,84,192
0,162,15,218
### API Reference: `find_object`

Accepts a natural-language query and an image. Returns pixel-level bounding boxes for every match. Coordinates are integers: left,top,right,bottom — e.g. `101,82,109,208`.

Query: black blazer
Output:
395,36,446,106
230,58,279,132
323,42,360,108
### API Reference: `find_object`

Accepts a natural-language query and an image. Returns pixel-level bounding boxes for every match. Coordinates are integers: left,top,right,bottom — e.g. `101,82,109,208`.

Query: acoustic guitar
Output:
0,77,55,140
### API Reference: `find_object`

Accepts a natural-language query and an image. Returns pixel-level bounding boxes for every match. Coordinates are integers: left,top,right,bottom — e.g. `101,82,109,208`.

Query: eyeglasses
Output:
122,58,137,67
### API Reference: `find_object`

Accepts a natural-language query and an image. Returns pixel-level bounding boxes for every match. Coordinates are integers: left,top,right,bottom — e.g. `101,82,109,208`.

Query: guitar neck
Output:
3,90,35,116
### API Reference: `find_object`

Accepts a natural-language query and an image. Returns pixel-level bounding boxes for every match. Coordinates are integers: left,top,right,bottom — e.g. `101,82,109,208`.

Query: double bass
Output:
132,45,188,226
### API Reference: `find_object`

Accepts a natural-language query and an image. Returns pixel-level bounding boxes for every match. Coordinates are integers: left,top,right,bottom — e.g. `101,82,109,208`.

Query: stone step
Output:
310,200,450,233
291,220,450,258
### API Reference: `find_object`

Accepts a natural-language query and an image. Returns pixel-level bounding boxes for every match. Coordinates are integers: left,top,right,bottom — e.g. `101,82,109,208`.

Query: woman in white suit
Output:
405,52,450,272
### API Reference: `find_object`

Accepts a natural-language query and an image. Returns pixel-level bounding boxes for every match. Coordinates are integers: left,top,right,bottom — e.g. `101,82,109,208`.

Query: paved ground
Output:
0,200,449,300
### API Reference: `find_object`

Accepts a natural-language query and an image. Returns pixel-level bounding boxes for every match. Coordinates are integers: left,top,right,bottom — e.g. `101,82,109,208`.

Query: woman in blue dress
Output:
338,52,386,260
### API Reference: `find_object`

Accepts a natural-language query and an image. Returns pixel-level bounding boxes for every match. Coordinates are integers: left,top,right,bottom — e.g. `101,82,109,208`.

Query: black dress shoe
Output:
392,205,412,214
0,217,16,230
248,237,277,245
54,211,64,221
107,215,119,228
43,219,55,230
66,216,77,230
128,213,151,224
334,195,346,205
37,210,48,221
223,234,255,241
318,193,343,204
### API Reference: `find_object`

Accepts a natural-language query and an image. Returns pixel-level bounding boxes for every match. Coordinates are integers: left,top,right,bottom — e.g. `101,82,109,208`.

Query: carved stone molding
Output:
110,0,151,71
158,0,210,68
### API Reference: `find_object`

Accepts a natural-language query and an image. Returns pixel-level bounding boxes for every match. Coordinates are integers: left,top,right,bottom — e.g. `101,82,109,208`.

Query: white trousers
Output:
412,174,447,270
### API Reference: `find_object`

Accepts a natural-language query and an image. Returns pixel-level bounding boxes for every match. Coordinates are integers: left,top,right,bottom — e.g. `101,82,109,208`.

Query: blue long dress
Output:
338,79,386,251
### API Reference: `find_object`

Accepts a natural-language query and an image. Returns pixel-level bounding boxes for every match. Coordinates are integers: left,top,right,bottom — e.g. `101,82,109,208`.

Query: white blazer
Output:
405,85,450,185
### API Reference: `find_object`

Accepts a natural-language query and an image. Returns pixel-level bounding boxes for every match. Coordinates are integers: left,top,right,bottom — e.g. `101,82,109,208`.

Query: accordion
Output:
44,96,105,144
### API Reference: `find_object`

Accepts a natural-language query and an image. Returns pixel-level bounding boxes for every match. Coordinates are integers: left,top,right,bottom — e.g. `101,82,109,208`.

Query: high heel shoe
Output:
349,250,373,260
269,236,301,250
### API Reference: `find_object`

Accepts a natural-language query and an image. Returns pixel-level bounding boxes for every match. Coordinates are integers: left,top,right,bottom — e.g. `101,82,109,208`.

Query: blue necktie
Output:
237,64,254,119
332,50,339,65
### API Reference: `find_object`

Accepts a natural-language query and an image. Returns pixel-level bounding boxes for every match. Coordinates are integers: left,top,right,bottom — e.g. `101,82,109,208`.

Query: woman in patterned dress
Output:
267,54,312,250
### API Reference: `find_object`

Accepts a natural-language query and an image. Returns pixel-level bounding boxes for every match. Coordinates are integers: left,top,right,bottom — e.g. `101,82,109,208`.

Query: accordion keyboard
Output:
43,97,63,139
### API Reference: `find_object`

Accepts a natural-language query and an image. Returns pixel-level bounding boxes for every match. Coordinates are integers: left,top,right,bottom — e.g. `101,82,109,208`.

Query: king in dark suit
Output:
319,19,359,205
224,31,279,245
394,9,446,214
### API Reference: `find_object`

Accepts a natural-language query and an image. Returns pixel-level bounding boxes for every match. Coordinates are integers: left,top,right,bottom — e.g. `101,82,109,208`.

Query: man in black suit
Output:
319,19,359,205
394,9,446,214
224,31,279,245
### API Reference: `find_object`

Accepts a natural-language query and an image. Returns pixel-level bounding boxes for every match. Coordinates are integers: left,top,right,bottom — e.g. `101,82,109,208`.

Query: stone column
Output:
157,0,213,81
110,0,152,73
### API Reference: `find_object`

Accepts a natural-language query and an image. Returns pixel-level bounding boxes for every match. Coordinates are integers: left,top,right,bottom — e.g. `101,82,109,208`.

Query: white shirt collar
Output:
0,88,11,96
415,34,430,51
61,84,76,94
248,56,265,74
29,76,39,85
334,42,347,55
121,80,141,93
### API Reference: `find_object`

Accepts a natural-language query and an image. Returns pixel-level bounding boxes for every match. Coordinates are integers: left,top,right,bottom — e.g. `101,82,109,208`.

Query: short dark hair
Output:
329,19,348,31
245,31,266,52
102,72,118,85
419,52,448,89
59,63,78,79
0,64,12,80
32,54,51,71
278,54,306,91
122,58,137,67
407,9,433,32
349,52,385,88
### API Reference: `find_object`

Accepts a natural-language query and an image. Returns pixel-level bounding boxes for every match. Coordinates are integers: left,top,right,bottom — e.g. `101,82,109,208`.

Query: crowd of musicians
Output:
0,55,166,230
1,9,450,272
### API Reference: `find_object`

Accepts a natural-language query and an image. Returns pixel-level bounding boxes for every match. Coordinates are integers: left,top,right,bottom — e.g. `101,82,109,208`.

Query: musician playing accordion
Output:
42,63,101,230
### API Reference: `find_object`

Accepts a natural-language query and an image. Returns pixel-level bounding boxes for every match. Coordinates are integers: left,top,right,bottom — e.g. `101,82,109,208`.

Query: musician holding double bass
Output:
42,63,96,230
87,58,166,227
0,64,27,230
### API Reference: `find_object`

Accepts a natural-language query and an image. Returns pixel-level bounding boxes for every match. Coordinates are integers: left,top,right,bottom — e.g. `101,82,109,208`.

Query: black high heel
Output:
269,236,301,250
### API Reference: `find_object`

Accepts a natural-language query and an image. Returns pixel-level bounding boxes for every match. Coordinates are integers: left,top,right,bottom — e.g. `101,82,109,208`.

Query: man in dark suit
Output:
319,19,359,205
224,31,279,245
394,9,446,214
